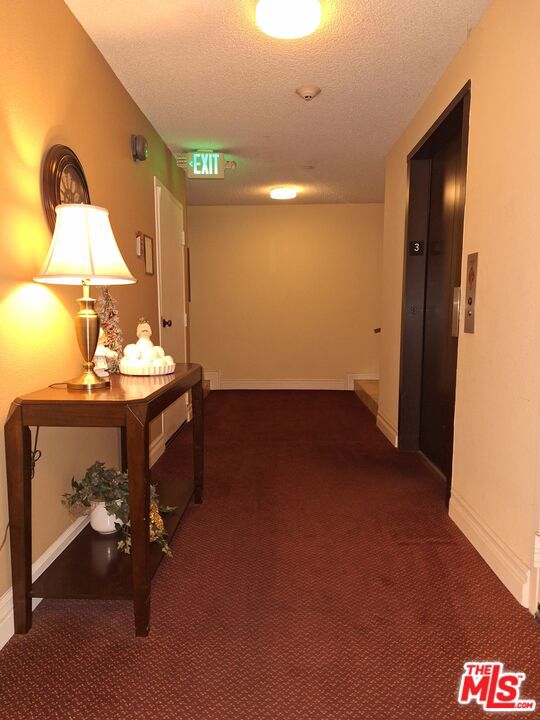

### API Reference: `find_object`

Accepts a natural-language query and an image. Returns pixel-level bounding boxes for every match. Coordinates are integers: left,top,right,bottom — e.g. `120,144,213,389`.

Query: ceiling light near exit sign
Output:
270,187,297,200
256,0,321,40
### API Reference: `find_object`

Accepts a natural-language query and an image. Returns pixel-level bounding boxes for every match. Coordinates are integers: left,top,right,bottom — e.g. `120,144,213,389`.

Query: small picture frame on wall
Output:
144,235,154,275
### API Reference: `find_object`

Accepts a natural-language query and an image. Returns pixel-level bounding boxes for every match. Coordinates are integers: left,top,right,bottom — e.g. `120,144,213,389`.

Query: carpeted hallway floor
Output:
0,390,538,719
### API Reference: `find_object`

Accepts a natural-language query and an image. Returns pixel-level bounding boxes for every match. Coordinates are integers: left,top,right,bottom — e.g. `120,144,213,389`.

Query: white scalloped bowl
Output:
119,360,176,376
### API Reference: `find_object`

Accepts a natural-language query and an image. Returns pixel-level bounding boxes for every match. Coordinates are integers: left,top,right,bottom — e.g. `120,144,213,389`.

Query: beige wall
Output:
379,0,540,600
0,0,186,596
188,204,383,384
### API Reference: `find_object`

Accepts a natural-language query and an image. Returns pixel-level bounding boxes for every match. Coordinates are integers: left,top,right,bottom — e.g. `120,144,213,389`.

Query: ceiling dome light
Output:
270,187,297,200
256,0,321,40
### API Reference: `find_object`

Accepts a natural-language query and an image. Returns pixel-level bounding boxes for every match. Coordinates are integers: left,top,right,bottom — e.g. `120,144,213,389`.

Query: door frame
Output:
153,176,189,434
398,82,471,499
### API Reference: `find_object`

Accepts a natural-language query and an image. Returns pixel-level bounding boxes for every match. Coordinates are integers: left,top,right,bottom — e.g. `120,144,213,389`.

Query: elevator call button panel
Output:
464,252,478,334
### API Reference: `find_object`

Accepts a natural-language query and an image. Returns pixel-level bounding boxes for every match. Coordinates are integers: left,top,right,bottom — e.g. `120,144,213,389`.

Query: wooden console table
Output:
4,364,203,637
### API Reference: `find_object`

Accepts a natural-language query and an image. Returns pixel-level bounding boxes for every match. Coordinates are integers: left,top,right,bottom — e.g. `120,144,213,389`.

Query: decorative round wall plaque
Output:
41,144,91,232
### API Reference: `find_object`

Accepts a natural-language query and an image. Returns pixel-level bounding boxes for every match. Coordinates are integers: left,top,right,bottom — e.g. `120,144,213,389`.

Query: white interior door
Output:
155,178,188,442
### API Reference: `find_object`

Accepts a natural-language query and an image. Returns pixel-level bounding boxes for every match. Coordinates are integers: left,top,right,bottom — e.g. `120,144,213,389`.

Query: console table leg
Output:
5,403,32,633
192,380,204,504
120,427,128,473
126,406,150,636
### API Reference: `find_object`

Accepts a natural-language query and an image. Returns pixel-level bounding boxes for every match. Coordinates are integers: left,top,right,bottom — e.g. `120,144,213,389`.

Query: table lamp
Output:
34,203,136,391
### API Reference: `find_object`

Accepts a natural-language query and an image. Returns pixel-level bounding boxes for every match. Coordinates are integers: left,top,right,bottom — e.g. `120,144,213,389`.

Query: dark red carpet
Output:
0,391,538,719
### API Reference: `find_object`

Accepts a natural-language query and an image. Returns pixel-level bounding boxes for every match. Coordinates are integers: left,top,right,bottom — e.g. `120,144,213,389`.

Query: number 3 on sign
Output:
409,240,424,256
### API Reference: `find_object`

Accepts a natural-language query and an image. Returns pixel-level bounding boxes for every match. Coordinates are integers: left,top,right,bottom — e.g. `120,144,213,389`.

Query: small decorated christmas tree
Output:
96,287,123,373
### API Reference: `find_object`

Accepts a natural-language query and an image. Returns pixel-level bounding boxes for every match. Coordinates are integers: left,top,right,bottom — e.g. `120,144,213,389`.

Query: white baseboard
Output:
345,373,379,391
449,492,531,608
0,516,89,651
220,378,346,390
204,371,221,390
149,433,166,467
210,373,379,392
528,566,540,615
376,412,398,447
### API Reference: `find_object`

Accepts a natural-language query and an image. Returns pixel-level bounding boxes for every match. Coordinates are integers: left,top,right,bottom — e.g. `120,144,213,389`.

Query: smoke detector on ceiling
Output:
296,85,321,101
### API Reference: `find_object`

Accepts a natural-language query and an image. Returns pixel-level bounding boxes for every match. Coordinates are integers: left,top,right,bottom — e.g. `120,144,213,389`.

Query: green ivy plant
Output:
62,461,174,556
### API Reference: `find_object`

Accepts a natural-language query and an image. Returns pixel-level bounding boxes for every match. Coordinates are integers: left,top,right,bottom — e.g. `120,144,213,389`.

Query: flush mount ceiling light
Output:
256,0,321,40
270,187,297,200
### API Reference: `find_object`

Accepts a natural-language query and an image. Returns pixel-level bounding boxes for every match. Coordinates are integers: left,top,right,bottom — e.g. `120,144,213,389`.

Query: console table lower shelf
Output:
31,472,193,600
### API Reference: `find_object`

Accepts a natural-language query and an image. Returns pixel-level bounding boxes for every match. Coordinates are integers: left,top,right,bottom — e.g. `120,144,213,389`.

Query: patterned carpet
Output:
0,390,538,719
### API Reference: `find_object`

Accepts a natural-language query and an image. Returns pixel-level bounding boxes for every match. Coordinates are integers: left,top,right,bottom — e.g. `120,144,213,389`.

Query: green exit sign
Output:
185,152,225,179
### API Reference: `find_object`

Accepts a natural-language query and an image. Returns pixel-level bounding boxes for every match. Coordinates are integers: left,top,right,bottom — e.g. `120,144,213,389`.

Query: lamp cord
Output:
0,427,41,553
31,427,41,479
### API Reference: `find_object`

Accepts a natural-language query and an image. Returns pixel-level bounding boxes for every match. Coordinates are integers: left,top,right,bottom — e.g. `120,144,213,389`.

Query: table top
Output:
14,364,202,407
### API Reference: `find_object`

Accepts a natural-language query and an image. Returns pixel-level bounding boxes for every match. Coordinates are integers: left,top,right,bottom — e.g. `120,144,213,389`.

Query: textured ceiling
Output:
65,0,491,205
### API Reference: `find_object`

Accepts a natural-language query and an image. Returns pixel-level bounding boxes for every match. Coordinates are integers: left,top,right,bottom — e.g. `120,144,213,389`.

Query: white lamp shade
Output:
34,204,136,286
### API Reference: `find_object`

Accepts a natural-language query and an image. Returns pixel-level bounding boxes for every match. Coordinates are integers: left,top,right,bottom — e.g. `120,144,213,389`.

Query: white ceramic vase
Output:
89,501,120,534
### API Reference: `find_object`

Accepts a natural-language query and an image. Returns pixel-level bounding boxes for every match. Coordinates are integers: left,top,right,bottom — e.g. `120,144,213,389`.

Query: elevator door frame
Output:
398,82,471,502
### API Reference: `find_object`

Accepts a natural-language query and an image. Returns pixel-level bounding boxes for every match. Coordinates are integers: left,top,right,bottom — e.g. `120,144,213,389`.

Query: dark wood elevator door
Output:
419,130,463,478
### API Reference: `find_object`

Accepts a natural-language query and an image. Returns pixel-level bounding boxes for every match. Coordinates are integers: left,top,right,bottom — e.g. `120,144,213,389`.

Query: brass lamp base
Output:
67,368,110,392
67,281,111,392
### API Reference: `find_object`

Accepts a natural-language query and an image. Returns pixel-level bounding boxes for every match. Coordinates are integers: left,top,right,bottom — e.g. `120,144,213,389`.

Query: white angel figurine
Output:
120,318,175,375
